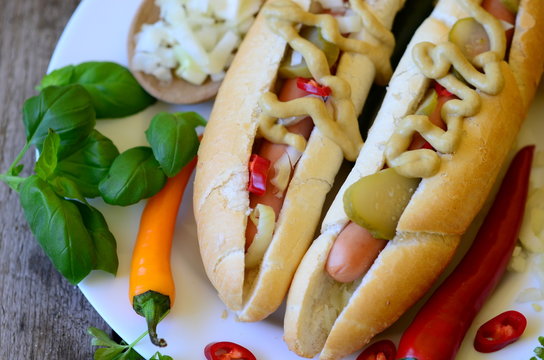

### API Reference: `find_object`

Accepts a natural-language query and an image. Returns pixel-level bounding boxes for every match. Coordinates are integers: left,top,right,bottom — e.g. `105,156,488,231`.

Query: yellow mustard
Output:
257,0,394,162
385,0,507,178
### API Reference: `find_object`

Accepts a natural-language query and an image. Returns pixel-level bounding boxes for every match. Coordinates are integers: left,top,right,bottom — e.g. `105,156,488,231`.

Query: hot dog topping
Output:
256,0,395,162
385,0,507,178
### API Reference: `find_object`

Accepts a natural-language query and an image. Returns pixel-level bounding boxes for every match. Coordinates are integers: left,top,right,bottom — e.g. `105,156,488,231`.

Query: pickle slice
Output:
449,17,490,61
343,168,421,240
415,88,438,115
279,26,340,79
499,0,519,14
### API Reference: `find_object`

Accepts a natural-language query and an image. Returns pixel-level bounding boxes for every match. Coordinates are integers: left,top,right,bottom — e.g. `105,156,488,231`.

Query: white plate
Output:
47,0,544,359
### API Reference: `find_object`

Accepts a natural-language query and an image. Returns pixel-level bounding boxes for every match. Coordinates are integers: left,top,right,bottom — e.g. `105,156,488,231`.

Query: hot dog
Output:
283,0,544,359
193,0,414,321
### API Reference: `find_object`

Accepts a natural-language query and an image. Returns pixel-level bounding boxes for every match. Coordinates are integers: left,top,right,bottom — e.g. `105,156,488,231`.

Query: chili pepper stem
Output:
132,290,171,347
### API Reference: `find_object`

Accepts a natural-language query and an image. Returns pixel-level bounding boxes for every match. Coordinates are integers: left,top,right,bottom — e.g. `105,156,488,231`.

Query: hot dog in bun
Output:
284,0,544,358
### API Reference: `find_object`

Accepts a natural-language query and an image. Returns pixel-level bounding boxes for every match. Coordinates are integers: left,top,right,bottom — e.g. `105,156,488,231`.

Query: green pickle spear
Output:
343,89,440,240
279,26,340,79
343,169,421,240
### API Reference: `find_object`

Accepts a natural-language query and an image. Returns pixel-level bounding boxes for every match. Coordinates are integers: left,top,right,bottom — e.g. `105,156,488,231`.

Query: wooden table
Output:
0,1,113,358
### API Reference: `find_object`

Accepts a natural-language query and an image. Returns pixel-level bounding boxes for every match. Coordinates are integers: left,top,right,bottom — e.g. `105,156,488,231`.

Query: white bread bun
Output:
284,0,544,358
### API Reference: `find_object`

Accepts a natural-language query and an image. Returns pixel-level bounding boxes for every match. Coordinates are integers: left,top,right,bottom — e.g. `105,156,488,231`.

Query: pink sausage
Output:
245,78,314,249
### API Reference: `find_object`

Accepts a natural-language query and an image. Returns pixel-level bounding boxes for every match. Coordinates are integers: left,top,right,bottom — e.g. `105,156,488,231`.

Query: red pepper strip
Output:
357,339,397,360
248,154,271,196
474,310,527,353
296,77,332,97
204,341,257,360
434,81,454,97
395,145,535,360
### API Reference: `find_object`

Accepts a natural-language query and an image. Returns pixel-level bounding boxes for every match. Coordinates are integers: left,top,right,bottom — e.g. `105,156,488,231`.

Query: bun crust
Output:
194,0,405,318
284,0,544,358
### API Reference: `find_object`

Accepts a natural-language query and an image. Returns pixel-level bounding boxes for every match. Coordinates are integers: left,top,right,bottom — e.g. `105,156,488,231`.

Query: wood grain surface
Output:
0,0,113,359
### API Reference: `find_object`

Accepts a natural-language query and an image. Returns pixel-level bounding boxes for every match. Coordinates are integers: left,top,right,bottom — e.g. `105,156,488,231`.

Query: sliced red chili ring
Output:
204,341,257,360
356,339,396,360
296,77,332,97
248,154,271,196
474,310,527,353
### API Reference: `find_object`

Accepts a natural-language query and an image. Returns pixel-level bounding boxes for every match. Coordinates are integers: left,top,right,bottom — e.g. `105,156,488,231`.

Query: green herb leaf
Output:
19,176,95,284
23,84,96,158
145,112,203,177
38,62,156,118
94,346,126,360
150,352,173,360
539,336,544,346
35,129,60,181
7,164,24,177
117,348,145,360
99,147,167,206
56,130,119,198
88,327,121,348
74,202,118,275
49,176,87,203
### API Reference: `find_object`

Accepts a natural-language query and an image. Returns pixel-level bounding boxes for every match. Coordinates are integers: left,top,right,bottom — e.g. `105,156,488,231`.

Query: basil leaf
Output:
7,164,24,177
35,129,60,180
19,176,95,284
145,112,203,177
38,62,156,119
151,352,173,360
88,327,121,348
99,147,167,206
37,66,73,90
56,130,119,198
94,346,125,360
23,84,95,158
117,348,144,360
49,176,87,203
74,202,118,275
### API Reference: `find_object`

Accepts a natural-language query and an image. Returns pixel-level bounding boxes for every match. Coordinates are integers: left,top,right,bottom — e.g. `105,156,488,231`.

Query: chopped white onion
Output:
316,0,345,10
245,204,276,269
501,19,515,32
519,188,544,253
516,287,544,303
270,146,303,198
290,50,303,67
335,14,362,34
133,0,261,84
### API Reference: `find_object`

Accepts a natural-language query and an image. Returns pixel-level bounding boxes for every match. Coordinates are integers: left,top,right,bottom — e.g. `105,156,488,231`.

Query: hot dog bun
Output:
193,0,405,320
284,0,544,358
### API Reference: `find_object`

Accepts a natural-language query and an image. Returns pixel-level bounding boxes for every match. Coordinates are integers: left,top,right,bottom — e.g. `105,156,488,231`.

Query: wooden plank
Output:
0,1,112,358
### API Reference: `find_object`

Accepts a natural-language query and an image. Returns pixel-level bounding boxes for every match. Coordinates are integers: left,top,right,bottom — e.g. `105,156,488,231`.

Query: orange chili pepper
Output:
128,155,197,347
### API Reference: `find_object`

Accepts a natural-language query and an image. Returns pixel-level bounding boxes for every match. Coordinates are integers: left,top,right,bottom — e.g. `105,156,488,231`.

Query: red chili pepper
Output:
248,154,270,196
357,339,397,360
434,81,454,97
395,145,535,360
474,310,527,353
296,77,332,97
204,341,257,360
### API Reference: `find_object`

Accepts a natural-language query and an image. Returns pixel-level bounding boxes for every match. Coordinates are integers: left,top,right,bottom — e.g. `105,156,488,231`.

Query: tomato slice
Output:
474,310,527,353
204,341,257,360
356,339,396,360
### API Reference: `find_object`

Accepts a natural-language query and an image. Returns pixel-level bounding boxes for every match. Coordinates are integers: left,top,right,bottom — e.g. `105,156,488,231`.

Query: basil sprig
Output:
88,327,173,360
1,61,203,284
